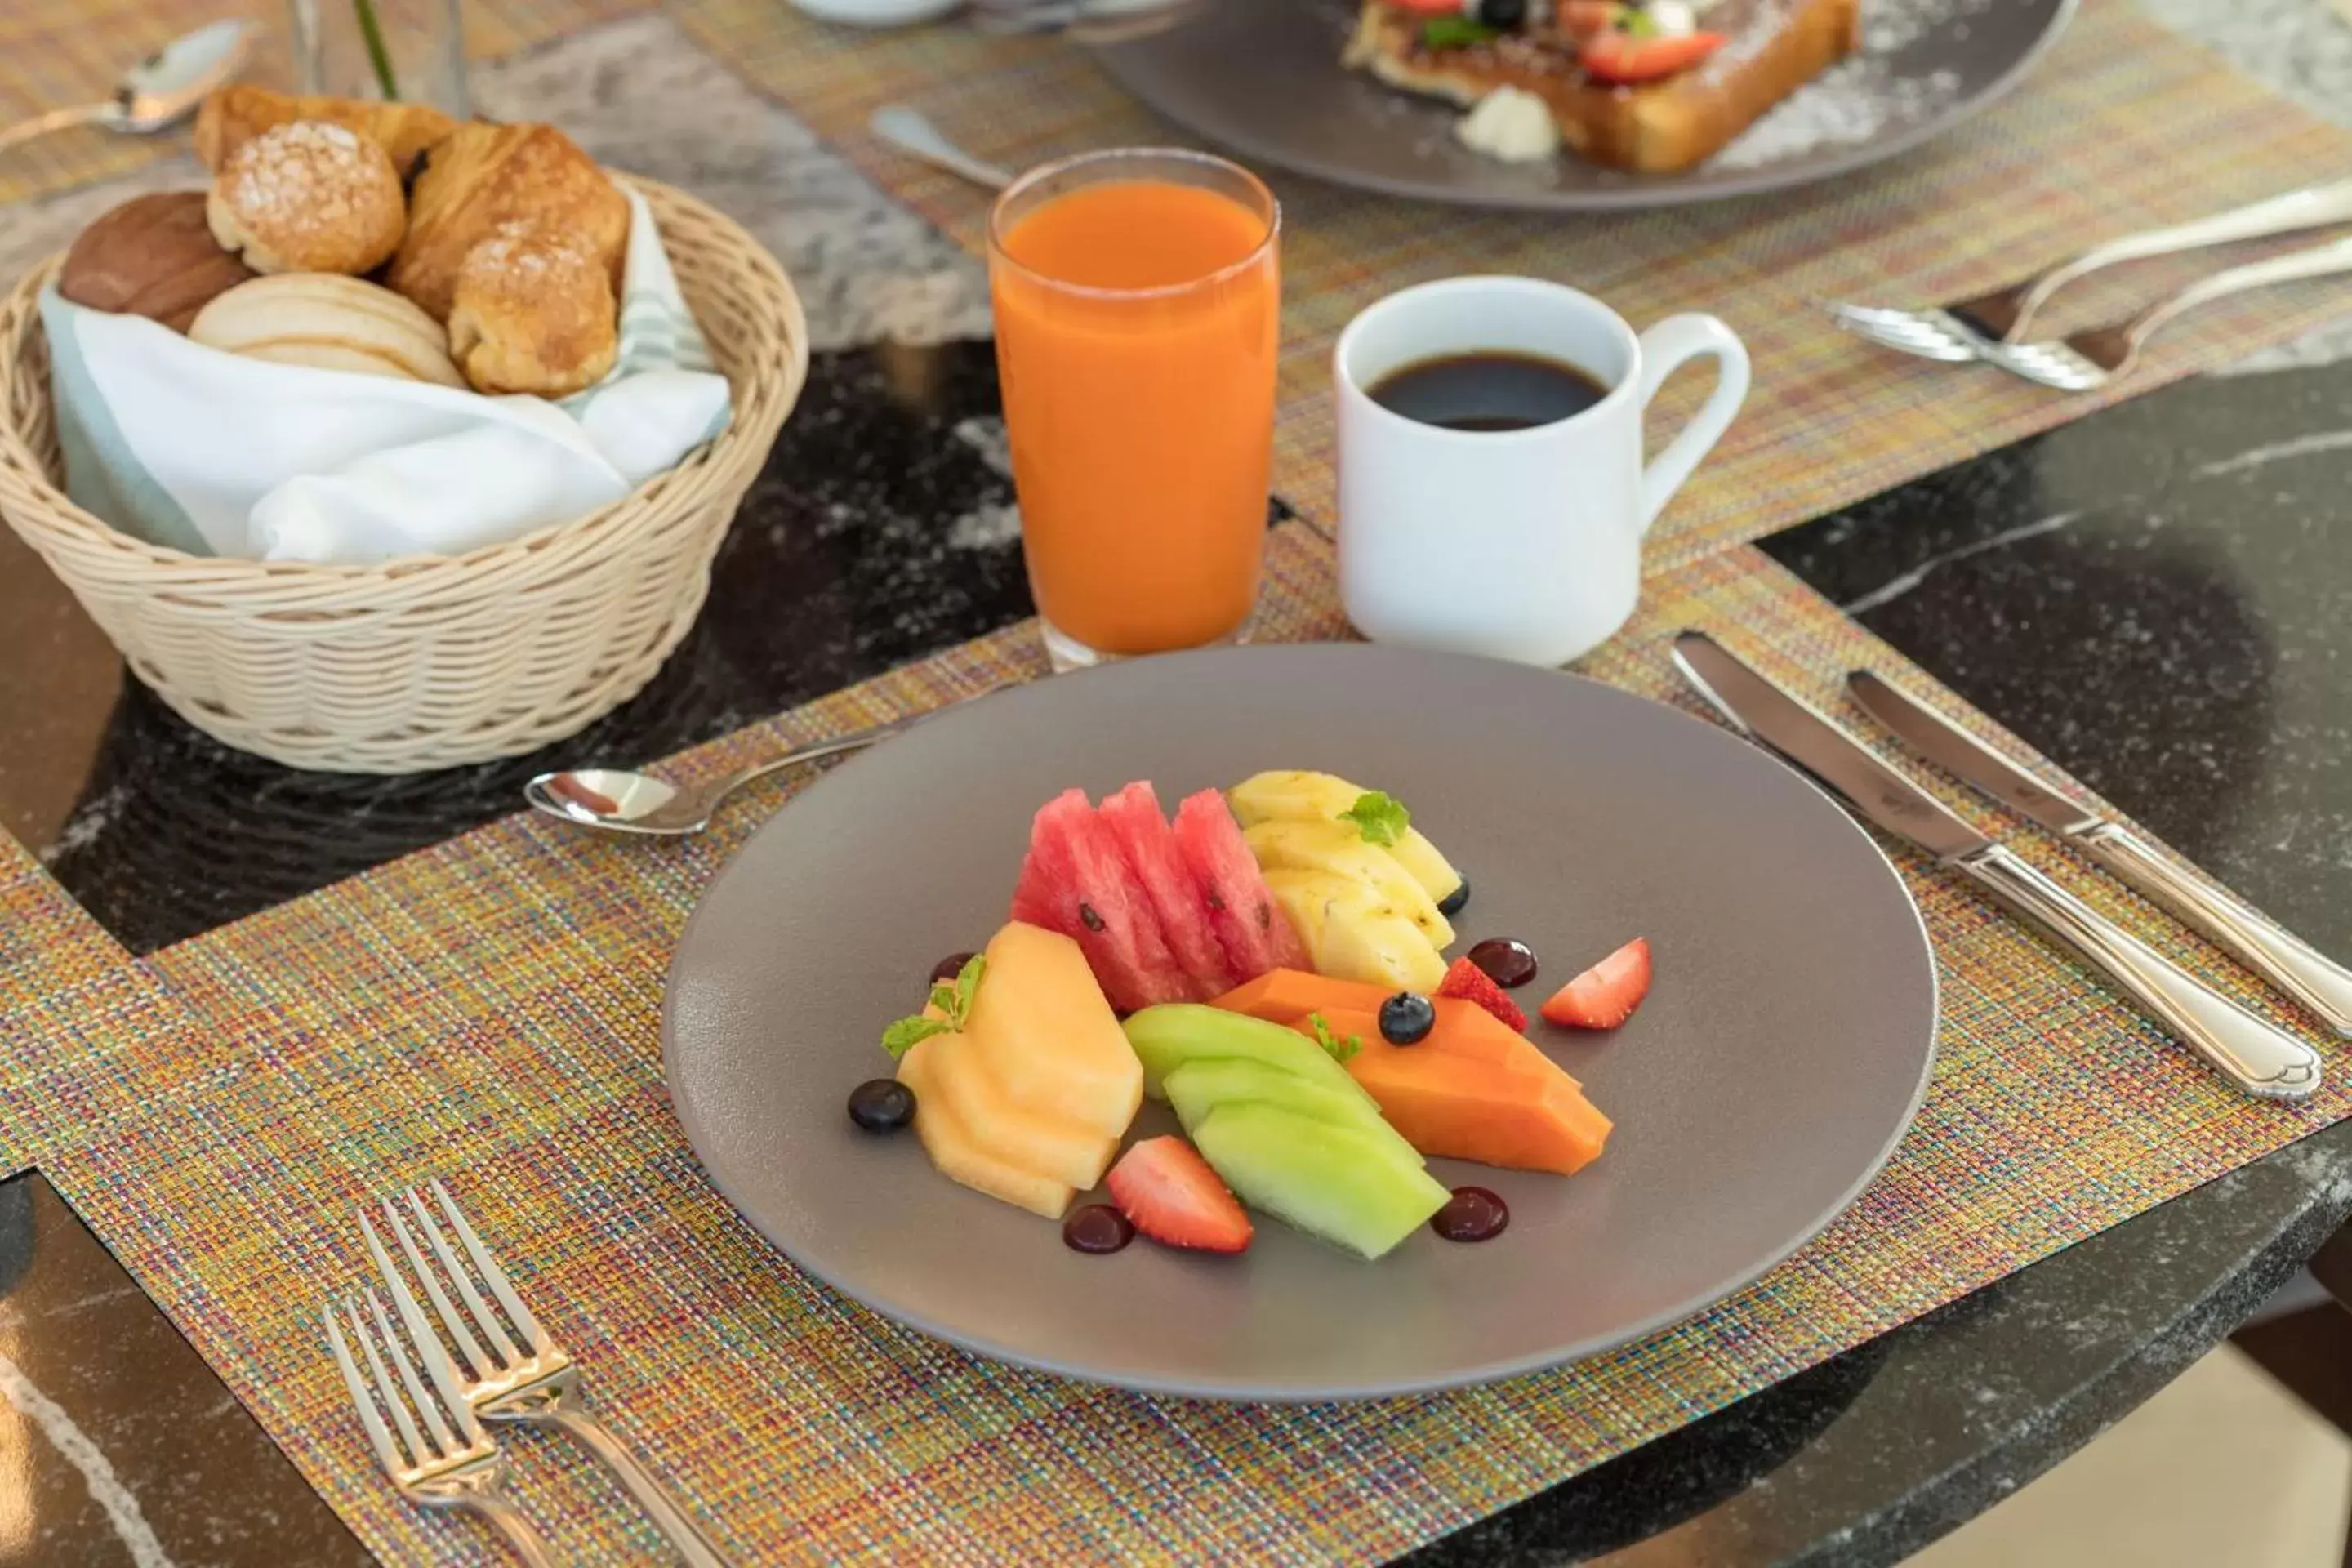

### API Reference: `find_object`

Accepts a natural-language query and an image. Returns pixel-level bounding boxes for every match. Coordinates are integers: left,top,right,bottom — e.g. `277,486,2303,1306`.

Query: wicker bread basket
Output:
0,176,807,773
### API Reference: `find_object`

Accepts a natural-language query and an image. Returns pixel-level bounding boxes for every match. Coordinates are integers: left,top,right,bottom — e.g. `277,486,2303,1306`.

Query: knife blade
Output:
1846,671,2096,837
1669,632,2322,1101
1849,669,2352,1038
1672,638,1992,861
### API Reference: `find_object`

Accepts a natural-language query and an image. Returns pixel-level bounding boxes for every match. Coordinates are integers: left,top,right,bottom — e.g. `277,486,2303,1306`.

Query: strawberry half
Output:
1436,956,1527,1032
1106,1137,1253,1254
1579,31,1726,85
1540,938,1653,1030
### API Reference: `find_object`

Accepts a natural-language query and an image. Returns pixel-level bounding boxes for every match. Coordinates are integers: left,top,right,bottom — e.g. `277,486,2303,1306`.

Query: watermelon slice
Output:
1098,782,1232,1000
1009,790,1194,1013
1171,790,1312,982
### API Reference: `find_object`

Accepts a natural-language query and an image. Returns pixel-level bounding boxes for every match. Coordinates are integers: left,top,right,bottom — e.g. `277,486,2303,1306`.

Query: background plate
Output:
1091,0,2076,212
664,644,1937,1401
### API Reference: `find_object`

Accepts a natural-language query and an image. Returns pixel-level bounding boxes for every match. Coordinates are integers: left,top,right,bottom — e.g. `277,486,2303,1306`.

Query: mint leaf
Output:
881,1016,950,1060
1340,791,1411,848
953,955,987,1022
1422,16,1498,48
887,954,987,1061
1307,1011,1363,1066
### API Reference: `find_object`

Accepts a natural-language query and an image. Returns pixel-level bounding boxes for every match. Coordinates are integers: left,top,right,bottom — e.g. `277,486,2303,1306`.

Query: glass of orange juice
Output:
988,149,1281,670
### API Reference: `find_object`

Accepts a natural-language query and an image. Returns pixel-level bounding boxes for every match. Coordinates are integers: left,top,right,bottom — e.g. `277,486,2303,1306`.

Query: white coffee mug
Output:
1334,276,1750,666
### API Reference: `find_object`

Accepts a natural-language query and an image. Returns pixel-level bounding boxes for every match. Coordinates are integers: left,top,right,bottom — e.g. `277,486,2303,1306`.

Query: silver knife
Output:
1847,670,2352,1039
1670,633,2322,1102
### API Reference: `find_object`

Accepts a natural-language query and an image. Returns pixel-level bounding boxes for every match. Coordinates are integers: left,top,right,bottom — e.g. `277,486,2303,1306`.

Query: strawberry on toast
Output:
1343,0,1861,174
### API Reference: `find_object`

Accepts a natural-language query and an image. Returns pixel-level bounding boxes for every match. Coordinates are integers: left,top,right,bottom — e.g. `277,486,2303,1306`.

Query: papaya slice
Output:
1289,1009,1611,1176
1212,968,1394,1024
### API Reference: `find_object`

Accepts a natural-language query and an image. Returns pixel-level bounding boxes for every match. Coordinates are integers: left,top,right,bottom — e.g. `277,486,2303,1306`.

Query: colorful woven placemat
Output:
672,0,2352,572
0,525,2333,1565
0,0,650,206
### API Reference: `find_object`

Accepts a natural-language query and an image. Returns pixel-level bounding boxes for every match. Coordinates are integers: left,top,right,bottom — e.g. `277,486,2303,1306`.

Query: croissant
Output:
194,85,456,177
386,122,629,323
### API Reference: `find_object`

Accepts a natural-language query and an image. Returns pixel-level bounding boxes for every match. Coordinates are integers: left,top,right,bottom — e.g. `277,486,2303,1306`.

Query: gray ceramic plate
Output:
663,644,1936,1401
1090,0,2076,212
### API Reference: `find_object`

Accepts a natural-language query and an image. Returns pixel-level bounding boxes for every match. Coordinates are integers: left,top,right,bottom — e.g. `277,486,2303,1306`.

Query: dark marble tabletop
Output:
4,7,2352,1566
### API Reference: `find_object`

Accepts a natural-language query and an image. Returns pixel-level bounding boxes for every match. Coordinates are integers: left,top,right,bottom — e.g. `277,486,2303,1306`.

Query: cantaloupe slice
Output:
897,1033,1076,1219
965,921,1143,1137
923,1031,1122,1191
1289,1010,1611,1176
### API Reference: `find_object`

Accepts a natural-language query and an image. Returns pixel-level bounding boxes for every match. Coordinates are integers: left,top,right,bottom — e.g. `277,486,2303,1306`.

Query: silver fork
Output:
1822,177,2352,363
363,1183,733,1568
325,1290,558,1566
1989,234,2352,391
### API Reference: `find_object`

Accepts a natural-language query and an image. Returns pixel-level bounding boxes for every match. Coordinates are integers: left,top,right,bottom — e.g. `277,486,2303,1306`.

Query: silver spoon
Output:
867,105,1013,191
0,20,254,157
525,719,915,837
973,0,1200,42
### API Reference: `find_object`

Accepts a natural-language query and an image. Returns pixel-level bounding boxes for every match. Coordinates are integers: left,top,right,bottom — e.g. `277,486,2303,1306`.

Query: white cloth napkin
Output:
40,188,733,564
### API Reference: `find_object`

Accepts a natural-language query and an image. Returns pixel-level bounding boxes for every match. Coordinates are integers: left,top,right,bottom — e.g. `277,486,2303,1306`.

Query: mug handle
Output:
1633,314,1752,535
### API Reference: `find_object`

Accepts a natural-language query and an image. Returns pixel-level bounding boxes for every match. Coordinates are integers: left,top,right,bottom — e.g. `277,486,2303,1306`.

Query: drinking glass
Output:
987,149,1281,670
287,0,471,118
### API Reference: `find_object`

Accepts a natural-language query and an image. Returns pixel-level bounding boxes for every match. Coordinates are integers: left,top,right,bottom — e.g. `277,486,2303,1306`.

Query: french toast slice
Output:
1343,0,1863,174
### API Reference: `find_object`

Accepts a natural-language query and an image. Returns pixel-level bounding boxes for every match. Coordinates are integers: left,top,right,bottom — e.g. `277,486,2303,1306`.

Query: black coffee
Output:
1367,351,1608,433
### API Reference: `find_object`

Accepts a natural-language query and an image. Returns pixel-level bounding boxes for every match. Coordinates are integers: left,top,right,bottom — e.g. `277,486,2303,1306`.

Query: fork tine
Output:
433,1178,550,1356
350,1294,438,1468
404,1187,523,1368
367,1208,492,1383
373,1197,497,1379
1820,306,1980,363
367,1286,462,1457
327,1302,407,1477
366,1238,488,1451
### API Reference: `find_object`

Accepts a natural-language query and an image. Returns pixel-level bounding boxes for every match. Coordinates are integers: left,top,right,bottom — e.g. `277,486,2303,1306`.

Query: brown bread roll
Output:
58,192,256,332
387,122,628,323
446,224,620,398
207,121,408,277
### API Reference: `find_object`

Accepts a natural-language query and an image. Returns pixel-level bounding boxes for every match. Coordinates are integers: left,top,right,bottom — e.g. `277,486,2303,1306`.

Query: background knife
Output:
1669,632,2322,1102
1849,670,2352,1039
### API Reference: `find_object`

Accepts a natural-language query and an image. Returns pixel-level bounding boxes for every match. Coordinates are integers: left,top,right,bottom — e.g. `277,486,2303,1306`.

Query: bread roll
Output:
195,85,456,177
447,225,619,398
207,121,407,276
189,274,465,387
59,192,256,332
388,122,628,323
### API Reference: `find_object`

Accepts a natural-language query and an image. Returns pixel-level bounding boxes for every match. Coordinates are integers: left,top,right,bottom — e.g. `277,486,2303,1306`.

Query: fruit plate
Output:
1088,0,2077,213
662,644,1936,1401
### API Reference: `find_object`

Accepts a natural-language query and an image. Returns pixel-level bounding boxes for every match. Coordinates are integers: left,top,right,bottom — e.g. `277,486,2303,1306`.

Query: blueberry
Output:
848,1078,916,1133
1380,991,1437,1045
1473,0,1527,25
929,951,978,983
1437,877,1471,918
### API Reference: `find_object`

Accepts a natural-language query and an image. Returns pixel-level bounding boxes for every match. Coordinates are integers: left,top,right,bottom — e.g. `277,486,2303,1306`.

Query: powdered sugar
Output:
224,119,387,226
461,219,601,287
1707,0,1989,170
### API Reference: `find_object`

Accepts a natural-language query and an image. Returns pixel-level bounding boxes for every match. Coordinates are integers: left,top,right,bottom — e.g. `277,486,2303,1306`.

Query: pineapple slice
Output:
1261,868,1449,992
1261,867,1354,955
1319,884,1450,993
1243,819,1454,949
1228,770,1464,907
